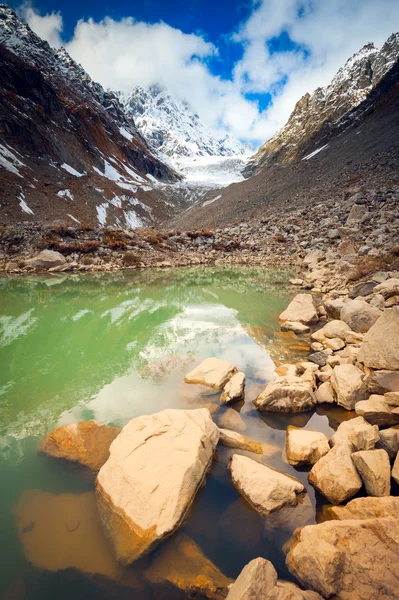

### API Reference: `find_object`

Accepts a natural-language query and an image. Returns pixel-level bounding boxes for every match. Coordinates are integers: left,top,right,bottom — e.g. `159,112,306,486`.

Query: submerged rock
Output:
229,454,305,516
286,518,399,599
184,358,237,390
308,442,362,504
217,407,247,432
220,372,246,404
225,557,322,600
352,449,391,497
145,533,232,600
96,408,219,564
279,294,318,325
38,420,120,471
218,428,276,456
281,321,310,334
331,416,379,451
357,308,399,370
285,426,330,466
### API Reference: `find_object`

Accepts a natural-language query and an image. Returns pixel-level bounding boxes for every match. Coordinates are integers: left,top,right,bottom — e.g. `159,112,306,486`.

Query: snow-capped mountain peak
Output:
122,85,249,159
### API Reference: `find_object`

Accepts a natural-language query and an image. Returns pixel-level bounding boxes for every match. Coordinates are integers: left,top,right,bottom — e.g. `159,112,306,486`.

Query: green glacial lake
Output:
0,268,347,599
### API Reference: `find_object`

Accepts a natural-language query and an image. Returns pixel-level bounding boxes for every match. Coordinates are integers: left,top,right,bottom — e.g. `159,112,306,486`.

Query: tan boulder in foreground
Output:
285,426,330,466
330,364,368,410
145,533,232,600
357,307,399,370
279,294,318,325
324,496,399,521
286,518,399,599
308,442,362,504
38,420,120,471
229,454,305,516
352,449,391,497
254,376,316,413
25,249,67,270
96,408,219,564
184,358,237,390
331,416,379,451
225,557,322,600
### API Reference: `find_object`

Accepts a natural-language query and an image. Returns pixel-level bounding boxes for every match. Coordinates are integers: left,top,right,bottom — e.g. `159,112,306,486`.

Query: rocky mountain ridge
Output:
0,4,183,228
246,32,399,175
122,85,248,160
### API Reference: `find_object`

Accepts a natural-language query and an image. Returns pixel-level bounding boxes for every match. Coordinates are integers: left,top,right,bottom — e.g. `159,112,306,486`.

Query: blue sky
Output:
13,0,399,144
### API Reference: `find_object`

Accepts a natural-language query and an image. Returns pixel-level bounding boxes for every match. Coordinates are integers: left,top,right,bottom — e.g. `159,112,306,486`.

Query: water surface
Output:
0,267,346,599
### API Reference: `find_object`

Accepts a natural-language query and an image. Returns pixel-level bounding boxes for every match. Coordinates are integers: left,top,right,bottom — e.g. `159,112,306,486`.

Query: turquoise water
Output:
0,268,345,599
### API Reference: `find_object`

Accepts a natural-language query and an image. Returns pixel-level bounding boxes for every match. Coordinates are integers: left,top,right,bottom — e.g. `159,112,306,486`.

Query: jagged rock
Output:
254,376,316,413
38,420,120,471
340,299,382,333
373,278,399,299
307,351,329,367
279,294,318,325
286,518,399,599
331,364,368,410
285,426,330,466
349,281,377,298
346,203,369,224
322,320,350,340
358,308,399,370
184,358,237,390
324,496,399,520
384,391,399,406
376,426,399,459
25,250,66,270
324,337,346,351
96,408,219,564
218,429,277,456
364,368,399,393
352,449,391,496
315,381,336,403
392,453,399,484
344,330,364,344
324,298,346,320
144,534,232,600
308,442,362,504
229,454,305,516
225,557,322,600
220,372,245,404
281,321,310,334
355,395,399,426
331,416,379,451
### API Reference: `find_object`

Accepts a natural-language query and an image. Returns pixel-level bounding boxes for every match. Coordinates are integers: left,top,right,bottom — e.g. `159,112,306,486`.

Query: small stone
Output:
384,391,399,407
352,449,391,496
220,372,245,404
308,351,329,367
279,294,318,325
324,337,346,351
229,454,305,516
315,381,336,404
322,320,350,340
218,429,273,455
281,321,310,334
285,426,330,466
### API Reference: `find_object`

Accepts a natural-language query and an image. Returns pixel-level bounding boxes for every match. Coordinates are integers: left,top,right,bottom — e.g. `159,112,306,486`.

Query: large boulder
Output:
340,299,382,333
352,449,391,497
38,421,120,471
376,426,399,459
254,376,316,413
279,294,318,325
145,534,232,600
330,364,368,410
285,426,330,466
331,416,379,451
184,358,237,390
25,249,67,270
220,372,245,404
357,308,399,371
308,442,362,504
355,396,399,426
225,557,322,600
324,496,399,521
286,518,399,599
229,454,305,516
96,408,219,564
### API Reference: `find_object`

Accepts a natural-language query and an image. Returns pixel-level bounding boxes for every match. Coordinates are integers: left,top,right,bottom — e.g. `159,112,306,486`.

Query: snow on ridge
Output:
119,126,133,141
61,163,85,177
202,194,222,207
302,144,329,161
57,189,74,200
0,143,26,177
67,214,80,224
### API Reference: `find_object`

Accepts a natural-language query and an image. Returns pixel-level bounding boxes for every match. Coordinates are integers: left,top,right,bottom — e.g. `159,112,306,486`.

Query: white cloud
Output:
21,2,399,146
20,3,63,48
